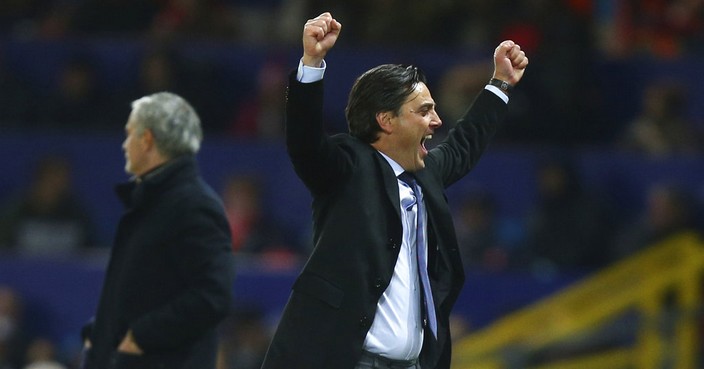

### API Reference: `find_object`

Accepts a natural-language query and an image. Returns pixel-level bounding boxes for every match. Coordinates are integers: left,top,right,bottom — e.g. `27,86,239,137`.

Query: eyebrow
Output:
411,102,435,113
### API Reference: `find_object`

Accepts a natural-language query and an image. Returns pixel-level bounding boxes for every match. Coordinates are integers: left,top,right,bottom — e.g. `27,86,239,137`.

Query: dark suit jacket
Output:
261,73,507,369
82,156,235,369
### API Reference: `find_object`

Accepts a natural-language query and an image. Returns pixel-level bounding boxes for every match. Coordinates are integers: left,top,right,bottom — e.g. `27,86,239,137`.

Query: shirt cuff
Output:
484,85,509,104
297,59,326,83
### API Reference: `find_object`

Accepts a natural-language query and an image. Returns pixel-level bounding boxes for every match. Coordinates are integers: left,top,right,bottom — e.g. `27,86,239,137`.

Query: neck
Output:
135,154,170,178
372,140,401,166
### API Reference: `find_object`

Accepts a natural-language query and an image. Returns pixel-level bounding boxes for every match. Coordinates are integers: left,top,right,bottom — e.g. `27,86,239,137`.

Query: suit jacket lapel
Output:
375,152,402,222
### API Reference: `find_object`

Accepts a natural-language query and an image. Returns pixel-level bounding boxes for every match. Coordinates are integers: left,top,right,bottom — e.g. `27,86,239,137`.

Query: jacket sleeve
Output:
285,72,355,195
427,89,507,187
129,201,235,351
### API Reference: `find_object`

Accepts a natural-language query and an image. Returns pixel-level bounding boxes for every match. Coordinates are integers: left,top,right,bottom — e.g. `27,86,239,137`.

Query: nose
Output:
430,111,442,129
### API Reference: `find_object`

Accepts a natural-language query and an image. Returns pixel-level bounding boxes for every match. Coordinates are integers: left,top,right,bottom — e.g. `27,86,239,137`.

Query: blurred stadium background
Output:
2,1,704,368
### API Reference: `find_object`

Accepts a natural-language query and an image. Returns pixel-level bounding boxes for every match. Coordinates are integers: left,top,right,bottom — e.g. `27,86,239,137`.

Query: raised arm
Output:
287,12,350,195
429,40,529,186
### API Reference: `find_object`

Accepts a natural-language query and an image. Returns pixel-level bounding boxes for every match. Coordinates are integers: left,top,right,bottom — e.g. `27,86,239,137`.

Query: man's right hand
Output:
302,12,342,68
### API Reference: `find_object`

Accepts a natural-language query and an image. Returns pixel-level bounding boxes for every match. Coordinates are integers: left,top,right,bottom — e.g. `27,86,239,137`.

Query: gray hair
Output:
130,92,203,158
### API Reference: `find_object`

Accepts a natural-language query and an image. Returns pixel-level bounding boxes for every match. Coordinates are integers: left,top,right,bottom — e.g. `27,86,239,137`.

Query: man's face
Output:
122,115,149,176
387,82,442,172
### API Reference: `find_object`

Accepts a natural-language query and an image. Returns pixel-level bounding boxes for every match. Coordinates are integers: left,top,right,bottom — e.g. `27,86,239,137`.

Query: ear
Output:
141,129,156,151
375,111,393,134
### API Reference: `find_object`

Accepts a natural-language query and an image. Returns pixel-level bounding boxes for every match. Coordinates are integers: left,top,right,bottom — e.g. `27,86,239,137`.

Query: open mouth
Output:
420,134,432,154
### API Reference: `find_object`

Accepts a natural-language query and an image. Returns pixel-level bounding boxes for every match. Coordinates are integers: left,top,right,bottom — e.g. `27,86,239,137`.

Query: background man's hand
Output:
302,12,342,68
117,329,144,355
492,40,529,86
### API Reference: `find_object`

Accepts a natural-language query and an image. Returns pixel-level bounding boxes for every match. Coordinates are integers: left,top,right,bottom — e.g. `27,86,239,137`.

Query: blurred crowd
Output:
2,0,704,368
0,286,74,369
453,154,704,274
0,0,702,53
1,0,703,146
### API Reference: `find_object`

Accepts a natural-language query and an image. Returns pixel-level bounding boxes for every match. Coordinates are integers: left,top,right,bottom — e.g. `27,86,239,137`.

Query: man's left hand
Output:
492,40,529,86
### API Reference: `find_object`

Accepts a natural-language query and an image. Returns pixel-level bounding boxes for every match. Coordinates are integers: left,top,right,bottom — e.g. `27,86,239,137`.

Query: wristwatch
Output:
488,78,513,95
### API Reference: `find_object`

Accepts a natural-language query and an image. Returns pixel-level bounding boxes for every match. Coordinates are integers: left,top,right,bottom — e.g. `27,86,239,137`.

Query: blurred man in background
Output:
81,92,235,369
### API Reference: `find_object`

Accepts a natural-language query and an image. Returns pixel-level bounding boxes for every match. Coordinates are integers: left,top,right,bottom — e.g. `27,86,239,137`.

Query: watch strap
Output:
488,78,513,95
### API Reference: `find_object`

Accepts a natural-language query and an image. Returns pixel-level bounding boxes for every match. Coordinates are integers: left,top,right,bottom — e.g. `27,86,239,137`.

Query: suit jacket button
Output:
387,238,398,249
374,278,383,289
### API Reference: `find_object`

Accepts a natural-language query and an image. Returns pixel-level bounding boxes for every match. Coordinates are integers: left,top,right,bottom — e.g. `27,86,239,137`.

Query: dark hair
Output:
345,64,427,143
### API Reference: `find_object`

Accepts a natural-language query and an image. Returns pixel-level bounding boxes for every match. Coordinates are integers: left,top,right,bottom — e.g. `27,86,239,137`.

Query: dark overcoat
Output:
83,156,234,369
